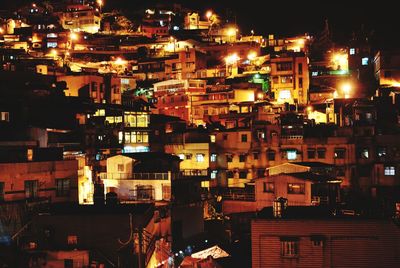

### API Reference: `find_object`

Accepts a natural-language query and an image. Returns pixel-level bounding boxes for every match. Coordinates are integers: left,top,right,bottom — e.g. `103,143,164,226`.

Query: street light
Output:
342,83,352,99
225,53,239,76
206,10,213,20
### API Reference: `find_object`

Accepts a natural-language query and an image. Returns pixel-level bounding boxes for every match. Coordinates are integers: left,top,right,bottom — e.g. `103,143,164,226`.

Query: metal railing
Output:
180,169,209,177
222,188,255,202
101,173,169,180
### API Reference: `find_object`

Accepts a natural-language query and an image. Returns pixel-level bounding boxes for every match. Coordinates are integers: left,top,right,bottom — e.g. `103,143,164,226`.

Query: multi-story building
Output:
58,4,101,33
270,52,309,104
0,145,78,203
153,79,206,122
252,206,400,268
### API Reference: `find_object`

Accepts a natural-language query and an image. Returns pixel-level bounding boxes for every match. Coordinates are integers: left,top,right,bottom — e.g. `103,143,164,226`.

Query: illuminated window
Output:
288,183,305,194
27,149,33,161
312,71,318,77
350,48,355,55
67,235,78,245
211,170,217,179
287,150,297,160
280,239,299,257
280,76,293,84
178,154,185,160
362,57,369,66
196,154,205,162
56,179,70,197
377,147,387,157
277,62,292,71
263,182,274,193
0,112,9,122
210,135,216,143
210,153,217,162
47,42,57,48
358,148,369,159
384,166,395,176
278,90,291,100
95,109,105,116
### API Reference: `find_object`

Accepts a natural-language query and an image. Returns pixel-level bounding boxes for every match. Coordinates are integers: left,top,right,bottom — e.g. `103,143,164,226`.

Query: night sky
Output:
2,0,398,47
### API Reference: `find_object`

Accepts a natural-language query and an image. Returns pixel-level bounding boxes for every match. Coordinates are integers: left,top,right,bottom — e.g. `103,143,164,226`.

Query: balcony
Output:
222,188,255,202
102,172,169,180
179,169,209,180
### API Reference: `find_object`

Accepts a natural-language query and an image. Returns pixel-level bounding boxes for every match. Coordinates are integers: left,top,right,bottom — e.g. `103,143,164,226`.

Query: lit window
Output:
350,48,355,55
312,71,319,77
196,154,205,162
362,57,369,66
280,239,299,257
287,150,297,160
210,135,216,143
288,183,305,194
178,154,185,160
359,148,369,159
211,170,217,179
67,235,78,245
0,112,9,122
210,153,217,162
278,90,291,100
377,147,387,157
27,149,33,161
384,166,395,176
263,182,274,193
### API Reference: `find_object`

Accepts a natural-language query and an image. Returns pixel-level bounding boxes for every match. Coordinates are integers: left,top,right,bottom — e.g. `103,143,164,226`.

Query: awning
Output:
191,245,230,259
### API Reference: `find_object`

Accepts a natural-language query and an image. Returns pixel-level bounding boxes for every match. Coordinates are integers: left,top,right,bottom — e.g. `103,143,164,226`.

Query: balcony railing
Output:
180,169,209,177
222,188,255,202
101,173,169,180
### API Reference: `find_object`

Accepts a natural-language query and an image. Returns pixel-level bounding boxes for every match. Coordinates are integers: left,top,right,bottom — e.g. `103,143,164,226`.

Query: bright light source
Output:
297,39,305,46
70,32,79,41
97,0,103,6
225,53,239,65
115,57,126,65
332,53,348,71
342,83,352,99
247,51,257,61
206,10,213,19
51,49,57,56
226,28,237,37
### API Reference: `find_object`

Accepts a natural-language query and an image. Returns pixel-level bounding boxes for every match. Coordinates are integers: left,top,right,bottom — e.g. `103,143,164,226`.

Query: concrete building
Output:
252,207,400,268
270,52,309,104
58,4,101,33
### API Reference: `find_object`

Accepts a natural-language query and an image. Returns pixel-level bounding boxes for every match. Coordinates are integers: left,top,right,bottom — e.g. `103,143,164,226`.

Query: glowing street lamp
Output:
0,27,4,34
206,10,213,20
97,0,104,12
50,49,58,60
225,53,239,76
342,83,352,99
247,51,257,61
226,27,237,42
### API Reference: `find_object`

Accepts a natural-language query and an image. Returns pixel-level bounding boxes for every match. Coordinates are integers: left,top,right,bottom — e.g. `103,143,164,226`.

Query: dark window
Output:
334,148,346,159
223,134,228,141
0,182,4,201
384,71,392,78
239,171,247,179
298,63,303,75
267,150,276,161
56,179,70,197
241,134,248,142
277,62,292,71
226,154,233,162
25,180,38,199
336,167,345,176
239,154,246,162
253,152,259,160
263,182,274,193
288,183,305,194
317,148,326,159
358,148,369,159
307,149,316,159
298,78,303,88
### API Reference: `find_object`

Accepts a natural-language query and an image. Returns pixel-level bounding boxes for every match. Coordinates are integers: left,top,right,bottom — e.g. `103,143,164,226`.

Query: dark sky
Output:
2,0,398,47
